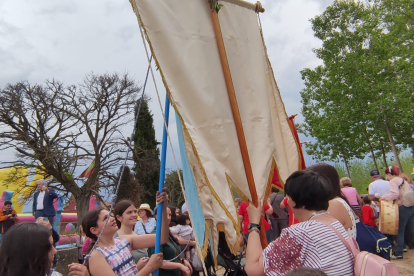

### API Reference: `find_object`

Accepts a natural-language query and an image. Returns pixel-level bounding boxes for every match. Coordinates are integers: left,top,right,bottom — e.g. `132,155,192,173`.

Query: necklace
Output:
308,211,329,221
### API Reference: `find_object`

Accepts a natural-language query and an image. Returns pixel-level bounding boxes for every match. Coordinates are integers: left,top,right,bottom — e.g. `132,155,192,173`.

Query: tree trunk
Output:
343,156,351,178
363,122,378,171
380,139,388,168
75,194,92,227
384,114,403,171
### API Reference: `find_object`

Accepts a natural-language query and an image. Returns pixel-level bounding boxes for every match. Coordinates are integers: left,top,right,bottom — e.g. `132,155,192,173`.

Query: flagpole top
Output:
255,1,265,13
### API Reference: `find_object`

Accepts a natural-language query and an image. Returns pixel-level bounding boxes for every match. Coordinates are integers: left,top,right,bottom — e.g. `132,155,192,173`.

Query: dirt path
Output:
393,249,414,276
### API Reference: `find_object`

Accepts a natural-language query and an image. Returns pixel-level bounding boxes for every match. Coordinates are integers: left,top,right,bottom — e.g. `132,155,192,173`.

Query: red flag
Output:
78,159,95,178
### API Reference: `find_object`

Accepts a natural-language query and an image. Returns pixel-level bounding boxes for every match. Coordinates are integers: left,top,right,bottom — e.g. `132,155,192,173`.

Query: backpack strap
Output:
270,194,277,206
398,179,404,189
141,221,149,234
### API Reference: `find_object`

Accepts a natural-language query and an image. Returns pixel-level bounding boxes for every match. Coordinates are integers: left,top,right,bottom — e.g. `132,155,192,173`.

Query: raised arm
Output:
47,188,58,199
280,197,287,209
381,179,400,201
125,189,169,249
245,202,266,276
264,203,273,215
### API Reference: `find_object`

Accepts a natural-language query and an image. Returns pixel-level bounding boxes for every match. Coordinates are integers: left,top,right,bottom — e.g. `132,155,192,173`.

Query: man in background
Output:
33,179,58,225
0,200,19,246
269,187,288,240
368,169,390,198
368,169,390,214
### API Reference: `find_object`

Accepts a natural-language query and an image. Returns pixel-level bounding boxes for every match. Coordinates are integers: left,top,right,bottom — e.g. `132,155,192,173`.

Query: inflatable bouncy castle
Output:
0,167,98,247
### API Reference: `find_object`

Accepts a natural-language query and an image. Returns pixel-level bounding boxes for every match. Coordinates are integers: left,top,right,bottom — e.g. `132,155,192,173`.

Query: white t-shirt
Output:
368,179,390,196
37,191,45,210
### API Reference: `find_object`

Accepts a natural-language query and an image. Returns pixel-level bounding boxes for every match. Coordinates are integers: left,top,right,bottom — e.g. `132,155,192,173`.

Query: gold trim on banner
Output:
203,219,241,267
181,125,239,233
226,173,249,203
264,158,277,201
287,117,305,170
256,13,301,171
217,222,240,256
225,174,244,233
200,221,210,258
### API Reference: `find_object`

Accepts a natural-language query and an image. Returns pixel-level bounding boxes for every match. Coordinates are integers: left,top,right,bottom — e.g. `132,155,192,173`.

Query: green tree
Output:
164,169,185,208
115,166,142,208
300,0,414,172
132,98,160,208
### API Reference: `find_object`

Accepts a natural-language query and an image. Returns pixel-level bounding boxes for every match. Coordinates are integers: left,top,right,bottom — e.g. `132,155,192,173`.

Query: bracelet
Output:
249,226,260,234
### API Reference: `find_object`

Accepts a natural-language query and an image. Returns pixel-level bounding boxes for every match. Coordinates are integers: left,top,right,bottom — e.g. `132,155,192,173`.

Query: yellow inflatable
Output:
0,167,45,213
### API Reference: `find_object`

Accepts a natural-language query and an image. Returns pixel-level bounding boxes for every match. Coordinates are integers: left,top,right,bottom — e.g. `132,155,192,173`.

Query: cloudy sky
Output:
0,0,334,174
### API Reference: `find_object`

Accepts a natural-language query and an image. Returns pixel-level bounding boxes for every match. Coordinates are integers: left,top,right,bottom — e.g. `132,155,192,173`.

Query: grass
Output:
334,155,414,194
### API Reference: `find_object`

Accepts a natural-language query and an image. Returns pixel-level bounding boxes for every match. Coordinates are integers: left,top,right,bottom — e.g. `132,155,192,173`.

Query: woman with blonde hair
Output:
340,177,363,216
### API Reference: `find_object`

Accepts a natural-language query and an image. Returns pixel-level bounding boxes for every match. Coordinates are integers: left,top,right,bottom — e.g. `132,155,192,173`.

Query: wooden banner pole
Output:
210,9,267,248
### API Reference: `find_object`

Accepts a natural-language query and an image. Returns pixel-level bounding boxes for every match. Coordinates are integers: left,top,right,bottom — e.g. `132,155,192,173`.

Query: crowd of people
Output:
0,164,412,275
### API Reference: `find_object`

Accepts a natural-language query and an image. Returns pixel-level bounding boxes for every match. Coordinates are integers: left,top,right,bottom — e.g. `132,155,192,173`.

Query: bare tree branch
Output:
0,73,140,223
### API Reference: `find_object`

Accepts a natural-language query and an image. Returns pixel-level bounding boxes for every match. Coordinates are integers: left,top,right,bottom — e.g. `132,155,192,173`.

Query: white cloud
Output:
0,0,333,171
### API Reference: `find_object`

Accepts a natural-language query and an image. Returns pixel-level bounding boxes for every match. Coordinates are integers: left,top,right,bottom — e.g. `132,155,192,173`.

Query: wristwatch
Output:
248,223,260,231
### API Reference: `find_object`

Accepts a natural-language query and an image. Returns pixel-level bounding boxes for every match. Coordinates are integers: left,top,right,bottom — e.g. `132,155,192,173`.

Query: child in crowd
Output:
169,214,194,261
361,196,376,227
76,225,86,264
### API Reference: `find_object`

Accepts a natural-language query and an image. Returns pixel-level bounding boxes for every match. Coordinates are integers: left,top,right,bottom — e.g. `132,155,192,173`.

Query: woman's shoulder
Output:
390,176,405,185
329,198,346,208
295,220,349,241
115,237,132,246
391,176,403,184
284,220,323,236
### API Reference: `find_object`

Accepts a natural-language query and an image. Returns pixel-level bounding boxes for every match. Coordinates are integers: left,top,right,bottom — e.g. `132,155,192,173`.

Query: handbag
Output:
190,247,203,271
399,180,414,207
321,221,400,276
